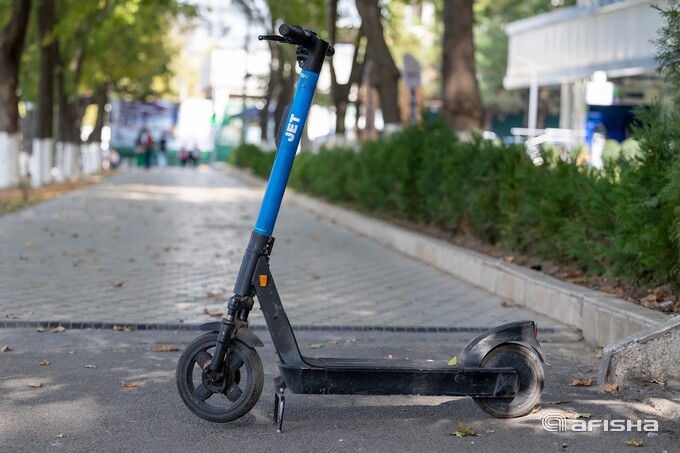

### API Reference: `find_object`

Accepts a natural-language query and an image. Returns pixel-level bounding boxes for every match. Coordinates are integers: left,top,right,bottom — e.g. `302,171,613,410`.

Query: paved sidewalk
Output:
0,167,570,332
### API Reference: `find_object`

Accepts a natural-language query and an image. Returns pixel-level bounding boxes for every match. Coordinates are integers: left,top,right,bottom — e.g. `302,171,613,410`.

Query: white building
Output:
505,0,667,148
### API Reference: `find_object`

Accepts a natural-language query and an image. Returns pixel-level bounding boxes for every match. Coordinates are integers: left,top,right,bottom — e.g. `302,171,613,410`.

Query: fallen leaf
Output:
503,255,514,263
309,343,324,349
122,382,138,389
164,246,172,252
39,360,50,366
569,378,593,387
51,326,66,334
155,344,179,352
25,241,34,248
548,400,570,405
500,300,517,308
27,382,42,388
127,257,135,263
595,350,603,359
205,290,225,299
604,383,620,394
452,423,477,437
530,406,541,414
1,345,11,352
84,364,97,369
624,440,643,447
448,356,458,366
203,307,224,318
327,339,356,345
112,281,125,288
311,234,319,241
310,274,321,280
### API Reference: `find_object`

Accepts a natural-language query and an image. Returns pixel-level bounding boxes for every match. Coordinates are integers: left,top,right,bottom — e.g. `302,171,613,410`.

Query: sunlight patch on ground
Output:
91,183,264,204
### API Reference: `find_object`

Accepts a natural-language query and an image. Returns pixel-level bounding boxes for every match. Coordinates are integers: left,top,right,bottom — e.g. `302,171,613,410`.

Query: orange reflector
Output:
259,275,268,287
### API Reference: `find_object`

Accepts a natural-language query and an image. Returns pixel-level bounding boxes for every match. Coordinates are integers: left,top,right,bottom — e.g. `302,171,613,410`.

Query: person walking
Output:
138,127,154,170
157,131,168,168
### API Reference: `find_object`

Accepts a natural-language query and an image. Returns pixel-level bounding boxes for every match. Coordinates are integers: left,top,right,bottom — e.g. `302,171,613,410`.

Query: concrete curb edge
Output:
227,165,671,348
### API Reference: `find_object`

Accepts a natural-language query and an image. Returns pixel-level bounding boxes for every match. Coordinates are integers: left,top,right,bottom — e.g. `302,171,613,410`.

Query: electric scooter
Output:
176,24,546,432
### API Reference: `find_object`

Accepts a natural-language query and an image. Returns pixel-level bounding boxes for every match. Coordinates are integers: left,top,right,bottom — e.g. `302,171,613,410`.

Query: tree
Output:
30,0,58,186
0,0,32,188
232,0,325,142
327,0,364,138
441,0,481,133
0,0,32,136
654,1,680,96
35,0,56,140
355,0,402,128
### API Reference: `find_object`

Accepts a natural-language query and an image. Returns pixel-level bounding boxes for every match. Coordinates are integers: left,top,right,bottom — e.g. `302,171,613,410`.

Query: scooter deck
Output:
278,356,518,397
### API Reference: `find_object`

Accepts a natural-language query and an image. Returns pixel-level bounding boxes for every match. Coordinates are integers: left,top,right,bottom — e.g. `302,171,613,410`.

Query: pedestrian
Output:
190,145,200,167
179,146,189,167
157,131,168,168
138,127,154,170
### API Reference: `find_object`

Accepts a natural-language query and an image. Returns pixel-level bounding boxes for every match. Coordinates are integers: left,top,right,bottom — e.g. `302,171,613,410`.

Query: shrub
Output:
230,115,679,288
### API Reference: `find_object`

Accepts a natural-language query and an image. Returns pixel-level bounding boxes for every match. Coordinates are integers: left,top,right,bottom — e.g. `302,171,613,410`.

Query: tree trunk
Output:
36,0,56,139
88,83,108,143
355,0,401,127
328,27,365,137
57,77,81,144
56,42,87,178
259,69,272,143
56,41,85,144
441,0,482,133
0,0,32,134
31,0,58,186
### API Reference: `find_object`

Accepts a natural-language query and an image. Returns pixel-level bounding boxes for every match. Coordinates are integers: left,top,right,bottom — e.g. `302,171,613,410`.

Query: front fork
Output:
209,232,274,374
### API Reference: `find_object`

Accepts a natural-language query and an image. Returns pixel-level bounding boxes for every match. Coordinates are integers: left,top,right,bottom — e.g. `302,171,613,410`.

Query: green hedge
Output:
229,116,680,288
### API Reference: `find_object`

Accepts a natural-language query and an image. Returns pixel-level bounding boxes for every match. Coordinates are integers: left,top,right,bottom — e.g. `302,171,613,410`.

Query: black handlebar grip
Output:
279,24,306,43
279,23,334,58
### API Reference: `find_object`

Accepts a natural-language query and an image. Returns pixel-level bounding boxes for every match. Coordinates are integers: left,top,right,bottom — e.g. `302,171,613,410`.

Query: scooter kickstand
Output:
273,378,286,433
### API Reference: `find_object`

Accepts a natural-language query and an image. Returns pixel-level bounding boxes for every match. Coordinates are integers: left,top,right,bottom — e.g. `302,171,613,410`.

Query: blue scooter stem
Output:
253,70,319,237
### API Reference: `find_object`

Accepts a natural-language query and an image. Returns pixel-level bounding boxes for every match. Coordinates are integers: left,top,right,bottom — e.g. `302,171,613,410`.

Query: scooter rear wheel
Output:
176,332,264,423
473,343,544,418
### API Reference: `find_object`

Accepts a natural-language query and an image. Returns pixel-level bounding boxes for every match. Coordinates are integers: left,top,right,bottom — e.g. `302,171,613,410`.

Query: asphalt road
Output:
1,328,676,453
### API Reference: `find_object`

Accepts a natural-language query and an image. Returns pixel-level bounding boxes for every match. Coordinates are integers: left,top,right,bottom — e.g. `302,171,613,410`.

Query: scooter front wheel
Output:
176,332,264,423
473,343,544,418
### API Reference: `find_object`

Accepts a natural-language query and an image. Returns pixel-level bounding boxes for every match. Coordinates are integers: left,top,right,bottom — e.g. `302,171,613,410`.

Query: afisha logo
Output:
542,412,659,432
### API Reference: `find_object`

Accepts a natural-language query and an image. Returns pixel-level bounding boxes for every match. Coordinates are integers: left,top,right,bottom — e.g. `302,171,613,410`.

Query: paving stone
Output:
0,167,570,333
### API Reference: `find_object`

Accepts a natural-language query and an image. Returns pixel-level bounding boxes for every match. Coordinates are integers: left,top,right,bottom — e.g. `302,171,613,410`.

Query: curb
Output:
600,316,680,387
226,166,671,348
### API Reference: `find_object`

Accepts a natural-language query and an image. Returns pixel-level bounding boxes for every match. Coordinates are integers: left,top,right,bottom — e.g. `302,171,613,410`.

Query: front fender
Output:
199,322,264,348
459,320,547,366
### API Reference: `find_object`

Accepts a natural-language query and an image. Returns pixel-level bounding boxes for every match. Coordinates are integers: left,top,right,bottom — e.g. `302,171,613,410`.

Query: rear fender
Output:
459,320,547,367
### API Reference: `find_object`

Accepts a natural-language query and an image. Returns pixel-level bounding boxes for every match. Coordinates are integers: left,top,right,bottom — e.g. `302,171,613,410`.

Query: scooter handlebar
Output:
278,23,335,57
278,24,307,43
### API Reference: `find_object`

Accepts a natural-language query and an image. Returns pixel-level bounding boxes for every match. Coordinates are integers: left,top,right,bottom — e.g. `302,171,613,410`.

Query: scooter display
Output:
176,24,546,432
